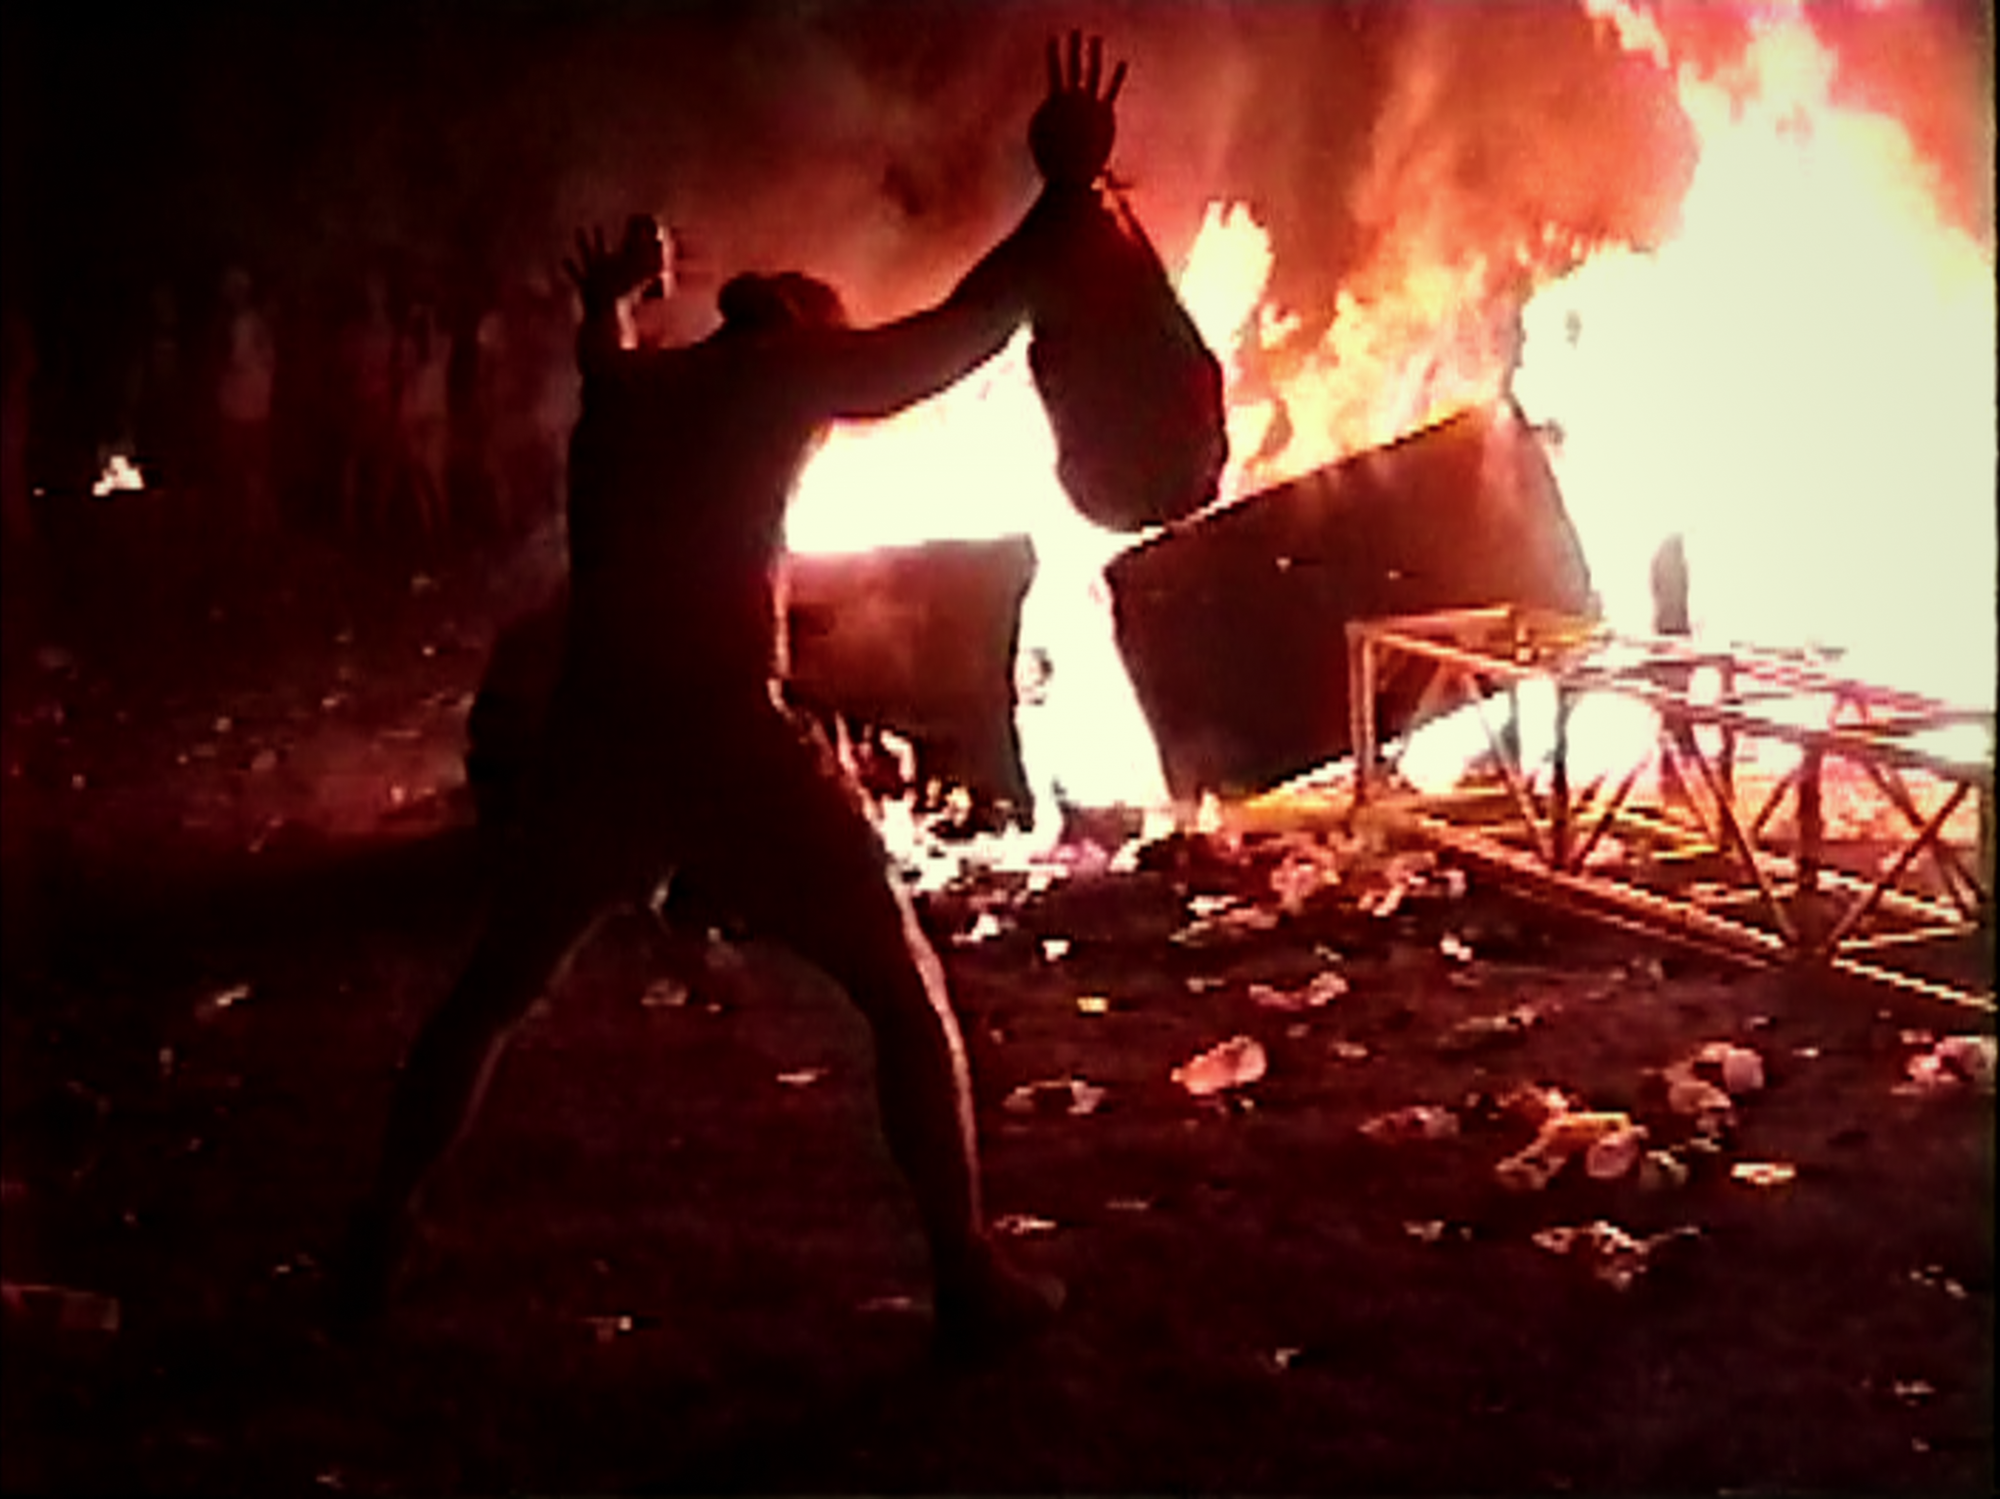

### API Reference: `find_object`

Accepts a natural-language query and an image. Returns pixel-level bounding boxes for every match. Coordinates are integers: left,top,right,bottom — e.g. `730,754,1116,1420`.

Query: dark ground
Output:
1,513,1992,1495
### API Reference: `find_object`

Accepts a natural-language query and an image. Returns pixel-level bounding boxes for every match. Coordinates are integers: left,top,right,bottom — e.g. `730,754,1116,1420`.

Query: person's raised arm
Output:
563,217,668,383
795,32,1127,422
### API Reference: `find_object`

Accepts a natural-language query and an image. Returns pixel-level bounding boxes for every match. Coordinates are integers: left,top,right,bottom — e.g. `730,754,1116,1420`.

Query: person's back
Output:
563,327,821,705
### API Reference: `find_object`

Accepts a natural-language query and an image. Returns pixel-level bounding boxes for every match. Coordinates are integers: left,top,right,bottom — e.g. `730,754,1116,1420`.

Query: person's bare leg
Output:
332,851,608,1328
701,733,1060,1355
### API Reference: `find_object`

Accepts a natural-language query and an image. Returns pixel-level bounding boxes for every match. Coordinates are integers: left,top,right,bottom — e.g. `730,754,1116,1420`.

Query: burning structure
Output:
770,0,1993,996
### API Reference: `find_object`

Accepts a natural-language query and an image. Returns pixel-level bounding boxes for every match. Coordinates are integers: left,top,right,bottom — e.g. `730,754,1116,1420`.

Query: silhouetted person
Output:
395,301,453,541
335,35,1126,1360
337,270,399,538
211,266,278,543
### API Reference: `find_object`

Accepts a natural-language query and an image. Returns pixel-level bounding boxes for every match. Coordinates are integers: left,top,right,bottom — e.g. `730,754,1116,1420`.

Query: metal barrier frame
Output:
1347,605,1995,1012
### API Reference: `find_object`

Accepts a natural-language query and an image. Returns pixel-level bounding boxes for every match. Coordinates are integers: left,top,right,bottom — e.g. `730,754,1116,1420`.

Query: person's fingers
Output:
1085,34,1102,96
1046,35,1062,95
1067,30,1082,91
1104,58,1128,106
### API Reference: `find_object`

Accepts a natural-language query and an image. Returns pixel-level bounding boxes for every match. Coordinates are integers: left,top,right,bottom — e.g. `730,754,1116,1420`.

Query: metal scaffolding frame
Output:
1346,605,1995,1013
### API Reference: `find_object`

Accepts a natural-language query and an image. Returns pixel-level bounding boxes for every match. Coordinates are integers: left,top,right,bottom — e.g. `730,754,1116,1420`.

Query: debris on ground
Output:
992,1212,1059,1237
194,982,253,1022
1,1281,122,1335
1359,1104,1461,1142
1171,1035,1268,1096
1249,970,1348,1012
1531,1221,1702,1290
1436,1003,1540,1054
1900,1034,1996,1095
1730,1161,1798,1189
1496,1110,1645,1191
1004,1076,1108,1116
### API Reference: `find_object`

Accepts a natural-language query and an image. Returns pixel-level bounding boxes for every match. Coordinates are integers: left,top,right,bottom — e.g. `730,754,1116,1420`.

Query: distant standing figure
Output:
396,302,453,541
213,267,278,541
337,271,400,537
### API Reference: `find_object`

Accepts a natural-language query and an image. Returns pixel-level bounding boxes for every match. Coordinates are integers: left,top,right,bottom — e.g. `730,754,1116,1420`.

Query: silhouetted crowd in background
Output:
2,255,589,572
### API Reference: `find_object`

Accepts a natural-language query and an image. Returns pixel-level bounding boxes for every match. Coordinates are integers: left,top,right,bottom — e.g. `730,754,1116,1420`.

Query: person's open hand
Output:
1029,32,1125,188
562,216,664,314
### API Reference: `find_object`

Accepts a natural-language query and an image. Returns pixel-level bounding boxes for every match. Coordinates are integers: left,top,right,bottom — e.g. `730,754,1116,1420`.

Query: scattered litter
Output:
1695,1041,1766,1095
1898,1028,1935,1048
1172,1036,1268,1097
775,1068,826,1088
1530,1221,1699,1291
195,983,252,1022
1185,976,1224,994
1908,1265,1968,1300
1436,1005,1539,1054
1793,1046,1821,1060
1172,904,1281,946
1891,1379,1936,1404
1638,1149,1691,1192
1268,1346,1303,1372
1269,844,1342,912
1901,1034,1996,1094
1,1282,121,1334
584,1313,636,1344
1404,1219,1448,1243
993,1213,1058,1237
1496,1083,1574,1126
1439,933,1474,963
1075,995,1111,1015
1730,1161,1797,1189
213,715,234,734
1358,884,1406,919
1186,894,1235,918
640,978,688,1009
1249,971,1348,1013
1329,1040,1370,1062
1040,937,1072,962
1584,1123,1648,1181
1105,1196,1152,1213
1359,1105,1460,1143
952,911,1008,946
1496,1111,1640,1192
1003,1076,1107,1116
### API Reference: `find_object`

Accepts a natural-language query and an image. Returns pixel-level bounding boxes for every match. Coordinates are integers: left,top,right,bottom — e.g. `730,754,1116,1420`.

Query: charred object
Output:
1110,400,1592,800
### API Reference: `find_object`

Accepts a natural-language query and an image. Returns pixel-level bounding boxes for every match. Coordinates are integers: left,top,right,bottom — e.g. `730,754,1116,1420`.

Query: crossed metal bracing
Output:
1346,605,1996,1013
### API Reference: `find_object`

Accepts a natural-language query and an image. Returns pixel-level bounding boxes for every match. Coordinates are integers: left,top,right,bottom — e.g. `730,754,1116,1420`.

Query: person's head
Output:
716,272,849,335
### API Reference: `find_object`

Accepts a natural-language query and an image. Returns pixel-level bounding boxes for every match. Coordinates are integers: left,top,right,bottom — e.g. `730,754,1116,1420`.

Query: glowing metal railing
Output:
1346,606,1994,1012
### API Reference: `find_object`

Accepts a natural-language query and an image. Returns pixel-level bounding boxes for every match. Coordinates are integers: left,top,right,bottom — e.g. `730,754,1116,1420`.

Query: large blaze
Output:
786,0,1994,817
1517,0,1997,709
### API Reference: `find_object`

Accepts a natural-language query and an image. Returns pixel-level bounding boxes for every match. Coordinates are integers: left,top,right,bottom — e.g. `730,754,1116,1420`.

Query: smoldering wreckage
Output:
3,5,1994,1494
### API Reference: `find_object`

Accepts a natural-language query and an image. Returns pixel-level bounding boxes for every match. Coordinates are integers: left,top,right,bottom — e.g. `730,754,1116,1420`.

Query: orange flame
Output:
787,0,1994,817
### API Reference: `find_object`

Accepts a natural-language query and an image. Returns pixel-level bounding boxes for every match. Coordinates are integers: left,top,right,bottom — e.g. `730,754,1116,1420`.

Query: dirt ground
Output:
2,524,1992,1495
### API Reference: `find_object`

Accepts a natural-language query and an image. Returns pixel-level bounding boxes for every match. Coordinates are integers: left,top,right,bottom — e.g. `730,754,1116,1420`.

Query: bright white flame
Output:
1515,3,1997,708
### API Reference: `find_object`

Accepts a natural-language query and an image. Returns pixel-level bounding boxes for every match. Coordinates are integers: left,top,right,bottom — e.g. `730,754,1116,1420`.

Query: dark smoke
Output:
5,0,1987,456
